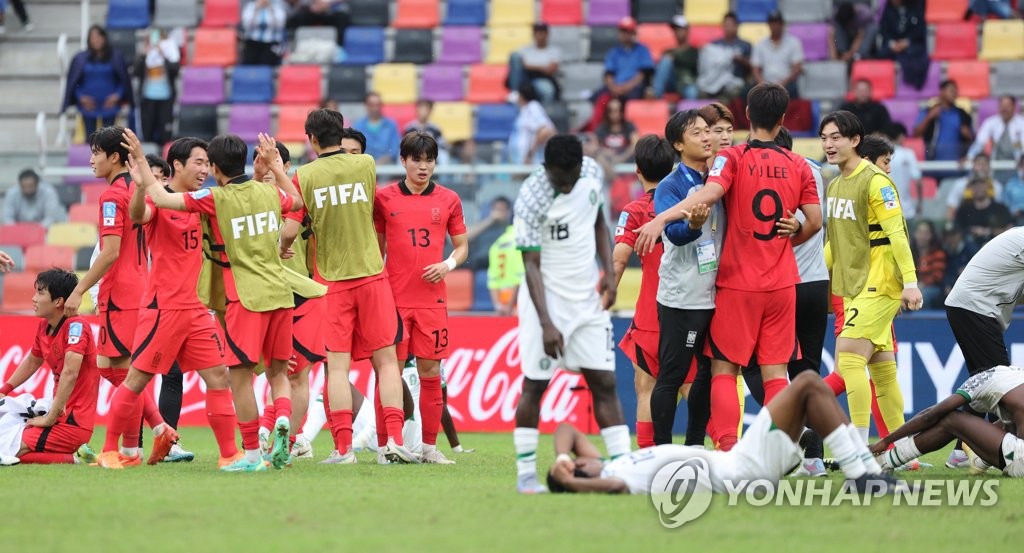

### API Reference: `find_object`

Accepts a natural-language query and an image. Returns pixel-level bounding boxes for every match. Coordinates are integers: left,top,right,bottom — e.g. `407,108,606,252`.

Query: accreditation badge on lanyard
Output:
684,169,719,274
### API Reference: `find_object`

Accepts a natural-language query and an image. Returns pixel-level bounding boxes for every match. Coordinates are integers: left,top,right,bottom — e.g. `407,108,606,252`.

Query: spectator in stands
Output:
878,0,929,90
3,169,66,227
942,226,979,296
591,98,638,179
134,29,179,145
696,12,751,102
651,15,698,100
595,17,654,102
507,23,561,104
507,85,556,165
447,139,484,201
404,100,449,163
888,123,922,220
954,176,1013,246
285,0,348,46
352,92,400,163
486,211,523,316
0,0,31,33
1002,157,1024,225
62,25,133,138
964,0,1016,19
241,0,288,66
967,95,1024,184
839,80,893,137
910,220,947,309
914,80,974,163
829,1,876,63
751,11,804,98
466,197,512,272
945,153,1003,222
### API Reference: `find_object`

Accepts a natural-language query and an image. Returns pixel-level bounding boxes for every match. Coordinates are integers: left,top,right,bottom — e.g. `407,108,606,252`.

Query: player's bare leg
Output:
633,364,656,448
580,369,631,461
264,358,293,469
288,365,313,458
879,411,1010,473
372,344,420,464
441,386,472,453
417,357,453,464
227,365,266,471
514,377,550,493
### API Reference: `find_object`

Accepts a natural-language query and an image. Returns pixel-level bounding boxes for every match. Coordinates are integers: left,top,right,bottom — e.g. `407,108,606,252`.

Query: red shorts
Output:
706,286,798,366
325,277,400,358
131,308,224,375
396,307,448,361
22,422,92,454
98,309,139,358
223,302,293,366
831,294,899,352
291,296,326,370
619,326,661,378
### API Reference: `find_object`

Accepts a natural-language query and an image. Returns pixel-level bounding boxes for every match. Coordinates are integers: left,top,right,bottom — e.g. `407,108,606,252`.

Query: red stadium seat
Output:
541,0,583,25
24,244,75,272
81,182,107,204
624,99,670,137
946,61,990,99
275,65,322,105
0,223,45,250
932,23,978,61
68,203,96,224
446,269,474,311
850,60,896,100
637,23,677,61
200,0,239,28
276,104,318,142
382,103,418,132
1,272,37,312
909,176,938,200
392,0,440,28
191,28,237,67
466,64,509,104
689,25,724,48
926,0,968,23
904,137,925,160
784,98,813,133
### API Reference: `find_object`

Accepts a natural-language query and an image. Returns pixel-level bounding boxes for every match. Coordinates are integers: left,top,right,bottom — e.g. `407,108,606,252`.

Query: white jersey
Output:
600,445,733,494
945,227,1024,330
955,365,1024,429
793,158,828,283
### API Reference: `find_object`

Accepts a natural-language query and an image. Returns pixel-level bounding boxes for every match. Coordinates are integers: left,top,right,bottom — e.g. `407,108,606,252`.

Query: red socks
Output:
763,377,788,406
238,419,260,451
103,385,140,452
259,403,276,431
823,373,889,437
273,397,292,423
206,388,239,458
374,386,387,448
710,374,740,451
329,409,353,454
19,452,75,464
636,421,655,449
383,407,405,446
419,376,442,446
142,392,164,428
823,371,846,396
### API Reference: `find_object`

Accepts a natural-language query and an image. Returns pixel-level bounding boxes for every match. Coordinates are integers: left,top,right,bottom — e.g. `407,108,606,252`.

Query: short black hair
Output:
664,109,704,153
634,135,675,183
746,83,789,131
1002,95,1018,105
547,471,570,494
890,122,909,139
492,196,512,209
543,135,583,171
859,134,894,162
773,126,793,150
342,127,367,152
166,137,208,177
400,130,439,160
89,126,129,166
416,99,434,109
18,168,39,183
35,269,78,302
723,11,738,22
207,134,248,178
145,154,171,178
818,110,864,141
252,141,290,164
304,108,346,147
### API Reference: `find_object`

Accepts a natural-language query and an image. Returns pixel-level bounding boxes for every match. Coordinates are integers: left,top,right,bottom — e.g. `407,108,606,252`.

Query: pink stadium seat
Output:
637,23,676,61
2,273,37,312
200,0,239,28
81,182,107,205
932,22,978,61
191,28,237,66
904,137,926,160
541,0,583,25
24,244,75,272
466,64,509,104
624,100,669,137
382,103,418,131
276,104,317,142
946,61,991,99
0,223,45,250
909,176,938,200
850,60,896,100
68,203,97,224
689,25,724,48
926,0,968,23
275,65,322,104
392,0,440,28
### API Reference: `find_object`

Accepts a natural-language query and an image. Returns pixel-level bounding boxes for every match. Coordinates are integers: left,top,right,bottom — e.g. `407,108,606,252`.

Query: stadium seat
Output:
543,100,570,133
685,0,729,26
549,25,585,63
24,245,75,272
107,29,138,63
46,223,98,249
637,23,676,61
560,62,604,100
392,29,434,64
474,103,518,142
738,22,770,46
342,27,385,65
946,61,990,99
904,137,925,161
778,0,830,23
444,0,487,26
81,183,107,205
932,22,978,61
736,0,777,22
201,0,239,27
979,20,1024,61
276,104,317,142
790,137,822,161
798,61,847,100
0,223,45,250
586,0,629,26
327,66,368,103
393,0,440,29
191,28,237,67
909,176,938,201
154,0,198,28
634,0,677,23
1,273,37,312
275,65,322,105
587,26,619,63
677,99,707,112
177,104,219,140
229,65,275,104
382,103,419,131
541,0,582,25
992,61,1024,97
788,23,829,61
612,268,641,312
64,145,94,186
689,25,725,48
975,97,1000,123
348,0,389,26
438,26,483,64
432,102,473,142
294,26,338,53
883,99,924,137
75,246,93,271
106,0,149,29
466,64,509,104
486,26,532,64
67,203,96,224
926,0,968,23
784,98,813,135
372,64,418,104
421,64,465,102
489,0,534,26
0,245,25,269
446,269,473,311
894,61,940,100
179,66,225,105
624,100,669,137
850,60,896,100
228,104,272,143
471,270,494,312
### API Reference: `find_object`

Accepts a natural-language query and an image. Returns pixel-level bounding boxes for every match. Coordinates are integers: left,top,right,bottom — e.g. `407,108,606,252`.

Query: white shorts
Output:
517,286,615,380
1001,434,1024,477
729,409,803,482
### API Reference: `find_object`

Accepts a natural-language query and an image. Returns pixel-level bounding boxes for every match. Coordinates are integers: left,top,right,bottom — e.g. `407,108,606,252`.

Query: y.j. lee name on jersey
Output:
231,211,280,240
313,182,369,208
826,197,857,221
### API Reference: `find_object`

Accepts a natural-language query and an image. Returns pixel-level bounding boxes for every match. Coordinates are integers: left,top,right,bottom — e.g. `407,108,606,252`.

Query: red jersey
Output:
31,316,100,430
614,190,662,332
373,180,467,308
705,141,818,292
97,173,148,311
140,193,204,310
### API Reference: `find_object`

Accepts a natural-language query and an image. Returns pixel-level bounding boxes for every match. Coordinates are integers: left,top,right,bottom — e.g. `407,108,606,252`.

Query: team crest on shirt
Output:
188,189,212,200
589,190,598,206
708,155,727,177
540,358,552,371
102,202,117,226
431,208,441,224
67,322,83,345
880,185,899,210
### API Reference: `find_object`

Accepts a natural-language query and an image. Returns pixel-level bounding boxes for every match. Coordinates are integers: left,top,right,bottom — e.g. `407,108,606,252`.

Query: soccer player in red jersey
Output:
92,133,245,470
0,270,100,464
634,83,823,451
373,131,468,464
611,135,676,449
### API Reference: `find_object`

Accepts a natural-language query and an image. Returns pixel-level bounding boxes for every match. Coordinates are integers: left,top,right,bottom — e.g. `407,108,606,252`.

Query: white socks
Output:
884,437,922,470
514,427,539,477
600,425,631,459
846,424,881,474
301,395,328,442
855,425,869,444
244,449,262,463
120,447,139,457
823,425,866,479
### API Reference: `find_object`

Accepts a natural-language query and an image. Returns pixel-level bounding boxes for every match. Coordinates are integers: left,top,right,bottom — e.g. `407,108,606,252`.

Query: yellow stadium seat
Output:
46,222,98,249
791,138,822,161
432,102,473,142
979,20,1024,61
685,0,729,26
954,97,975,114
75,271,95,314
485,26,532,64
738,23,770,46
372,63,418,104
612,267,642,313
489,0,534,26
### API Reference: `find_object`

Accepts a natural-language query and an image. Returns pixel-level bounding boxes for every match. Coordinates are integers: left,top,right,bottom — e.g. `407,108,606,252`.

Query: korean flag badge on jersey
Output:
188,188,211,200
102,202,117,227
67,322,84,345
708,155,727,177
615,211,629,236
880,185,899,211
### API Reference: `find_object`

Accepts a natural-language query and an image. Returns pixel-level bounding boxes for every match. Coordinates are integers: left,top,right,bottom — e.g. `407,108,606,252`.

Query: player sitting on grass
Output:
0,269,100,465
546,372,902,494
870,365,1024,477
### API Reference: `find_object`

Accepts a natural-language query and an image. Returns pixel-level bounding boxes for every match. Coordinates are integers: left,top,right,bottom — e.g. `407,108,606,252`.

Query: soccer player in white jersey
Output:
512,135,630,494
546,372,901,494
871,366,1024,477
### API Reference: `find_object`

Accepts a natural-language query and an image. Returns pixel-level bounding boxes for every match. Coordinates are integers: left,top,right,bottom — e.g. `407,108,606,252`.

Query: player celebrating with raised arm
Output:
281,109,419,464
373,131,468,464
819,111,921,445
512,135,630,494
612,135,677,449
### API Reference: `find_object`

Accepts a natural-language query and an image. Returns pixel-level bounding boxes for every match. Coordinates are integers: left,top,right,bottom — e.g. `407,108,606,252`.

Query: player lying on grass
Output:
870,365,1024,476
546,371,901,494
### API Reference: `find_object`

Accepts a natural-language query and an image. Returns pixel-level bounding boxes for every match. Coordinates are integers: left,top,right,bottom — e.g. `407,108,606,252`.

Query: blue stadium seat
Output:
342,27,385,65
106,0,150,29
474,103,518,142
736,0,778,22
472,270,494,312
229,66,275,103
444,0,487,26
